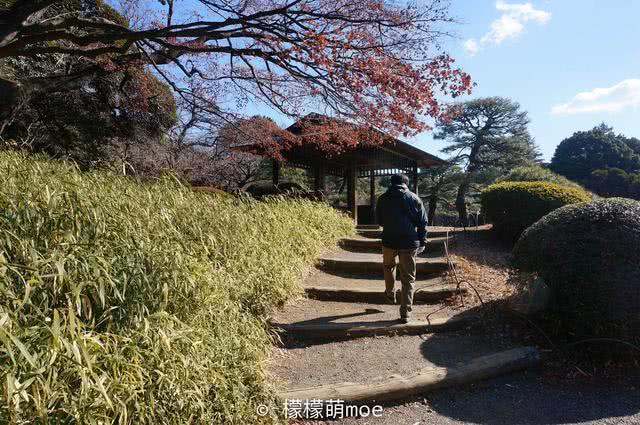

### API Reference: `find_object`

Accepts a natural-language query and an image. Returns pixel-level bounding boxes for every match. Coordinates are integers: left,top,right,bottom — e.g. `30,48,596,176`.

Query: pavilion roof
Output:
235,114,447,176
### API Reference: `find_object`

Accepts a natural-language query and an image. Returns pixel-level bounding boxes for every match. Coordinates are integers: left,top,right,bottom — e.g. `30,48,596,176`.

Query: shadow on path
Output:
276,308,403,349
413,306,640,425
424,370,640,425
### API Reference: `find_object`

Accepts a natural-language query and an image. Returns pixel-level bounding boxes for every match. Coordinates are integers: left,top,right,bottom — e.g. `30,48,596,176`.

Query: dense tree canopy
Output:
0,0,177,164
550,124,640,182
550,124,640,199
435,97,539,224
2,64,176,163
590,167,640,199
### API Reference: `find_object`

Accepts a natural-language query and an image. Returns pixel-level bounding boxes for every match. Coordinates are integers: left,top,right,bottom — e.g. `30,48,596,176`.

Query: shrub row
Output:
0,152,353,423
481,181,591,241
496,164,586,191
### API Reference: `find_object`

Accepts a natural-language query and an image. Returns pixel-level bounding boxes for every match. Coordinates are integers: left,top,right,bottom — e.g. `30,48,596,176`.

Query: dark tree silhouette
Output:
418,164,463,226
550,124,640,182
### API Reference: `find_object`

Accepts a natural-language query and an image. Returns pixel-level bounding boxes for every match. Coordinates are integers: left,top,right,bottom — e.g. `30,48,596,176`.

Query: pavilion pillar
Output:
314,165,325,192
411,166,419,195
272,159,280,187
369,171,377,224
346,165,358,222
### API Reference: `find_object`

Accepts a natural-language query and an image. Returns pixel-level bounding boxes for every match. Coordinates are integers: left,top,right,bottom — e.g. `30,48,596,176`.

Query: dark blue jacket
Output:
376,184,428,249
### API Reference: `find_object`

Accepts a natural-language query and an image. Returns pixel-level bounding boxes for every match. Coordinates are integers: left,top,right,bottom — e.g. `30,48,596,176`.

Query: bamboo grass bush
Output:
0,152,354,423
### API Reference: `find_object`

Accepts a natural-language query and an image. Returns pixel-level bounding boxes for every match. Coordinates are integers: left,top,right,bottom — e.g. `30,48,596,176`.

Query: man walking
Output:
376,174,428,323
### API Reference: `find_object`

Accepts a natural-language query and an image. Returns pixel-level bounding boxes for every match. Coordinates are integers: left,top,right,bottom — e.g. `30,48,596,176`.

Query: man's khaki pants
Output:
382,247,418,319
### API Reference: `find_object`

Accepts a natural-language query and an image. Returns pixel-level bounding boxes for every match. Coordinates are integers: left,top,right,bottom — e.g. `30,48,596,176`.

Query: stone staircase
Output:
269,225,541,415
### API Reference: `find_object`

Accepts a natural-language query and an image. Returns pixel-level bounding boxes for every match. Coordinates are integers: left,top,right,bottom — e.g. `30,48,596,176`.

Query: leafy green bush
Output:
514,198,640,336
0,152,353,423
481,181,591,241
590,167,640,199
496,164,585,191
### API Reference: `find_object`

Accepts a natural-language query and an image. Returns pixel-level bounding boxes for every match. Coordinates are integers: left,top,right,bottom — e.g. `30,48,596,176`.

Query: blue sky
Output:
243,1,640,162
436,0,640,161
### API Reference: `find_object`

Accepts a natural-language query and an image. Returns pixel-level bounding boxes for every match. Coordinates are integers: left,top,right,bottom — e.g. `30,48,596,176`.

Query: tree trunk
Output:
0,78,20,120
428,195,438,226
456,179,469,227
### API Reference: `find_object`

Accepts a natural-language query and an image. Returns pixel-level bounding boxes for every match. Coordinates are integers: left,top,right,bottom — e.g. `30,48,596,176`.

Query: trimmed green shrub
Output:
481,181,591,241
0,152,353,423
514,198,640,335
496,164,585,191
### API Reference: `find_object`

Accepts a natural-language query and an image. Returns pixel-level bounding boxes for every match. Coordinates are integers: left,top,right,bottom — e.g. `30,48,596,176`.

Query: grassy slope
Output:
0,152,353,423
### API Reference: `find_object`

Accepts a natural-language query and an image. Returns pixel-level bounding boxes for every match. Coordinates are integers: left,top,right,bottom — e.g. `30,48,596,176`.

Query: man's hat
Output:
390,174,409,186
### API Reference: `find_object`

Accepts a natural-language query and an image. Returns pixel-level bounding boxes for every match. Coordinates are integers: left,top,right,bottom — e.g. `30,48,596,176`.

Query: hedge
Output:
0,152,353,423
481,181,591,241
514,198,640,336
496,165,586,191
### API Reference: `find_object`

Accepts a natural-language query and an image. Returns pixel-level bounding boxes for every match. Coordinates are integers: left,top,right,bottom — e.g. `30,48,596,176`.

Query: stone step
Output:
305,283,464,304
280,346,541,403
302,271,461,303
270,298,471,342
339,235,454,253
318,250,450,276
304,271,447,288
356,229,384,239
272,313,479,340
357,227,455,239
356,224,381,230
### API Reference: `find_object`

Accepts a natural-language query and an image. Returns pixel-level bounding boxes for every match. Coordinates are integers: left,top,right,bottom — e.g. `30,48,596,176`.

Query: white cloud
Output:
551,79,640,115
495,1,552,23
481,14,525,45
464,1,551,55
463,39,479,56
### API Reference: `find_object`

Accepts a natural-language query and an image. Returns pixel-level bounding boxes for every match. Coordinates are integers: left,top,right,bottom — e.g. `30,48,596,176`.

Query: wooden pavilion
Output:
239,114,447,223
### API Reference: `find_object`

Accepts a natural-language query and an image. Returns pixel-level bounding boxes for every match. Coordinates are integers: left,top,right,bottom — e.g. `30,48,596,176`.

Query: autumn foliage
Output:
1,0,473,153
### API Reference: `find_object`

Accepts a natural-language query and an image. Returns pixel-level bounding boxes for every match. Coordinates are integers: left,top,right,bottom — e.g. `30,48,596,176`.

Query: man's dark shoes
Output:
399,316,409,324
